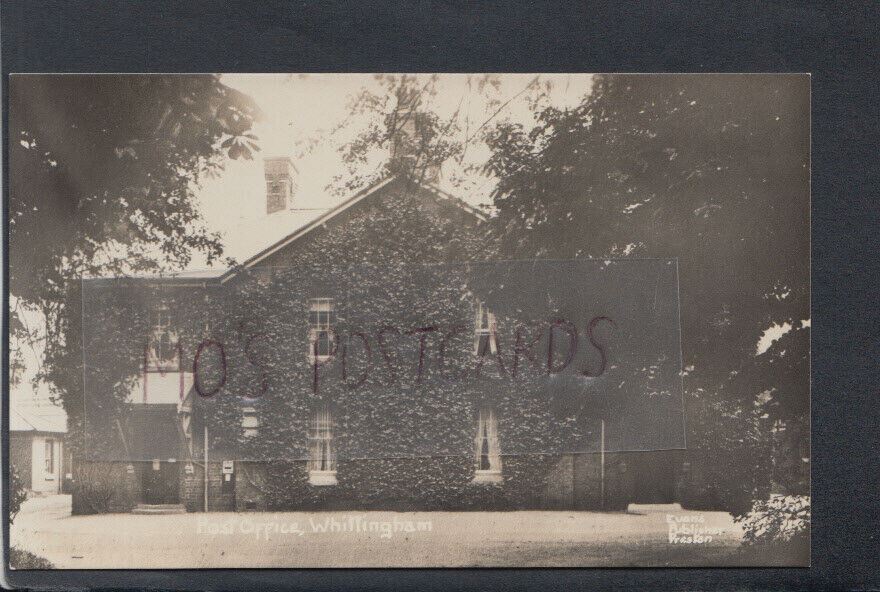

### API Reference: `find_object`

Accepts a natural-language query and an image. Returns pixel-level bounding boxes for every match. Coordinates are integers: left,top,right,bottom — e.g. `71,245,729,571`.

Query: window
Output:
44,439,55,474
473,408,502,483
308,298,335,361
474,301,498,356
308,406,337,485
242,407,260,438
149,304,179,370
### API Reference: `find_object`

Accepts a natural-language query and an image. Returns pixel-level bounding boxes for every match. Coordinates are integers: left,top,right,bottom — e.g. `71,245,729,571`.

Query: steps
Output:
132,503,187,515
626,503,683,515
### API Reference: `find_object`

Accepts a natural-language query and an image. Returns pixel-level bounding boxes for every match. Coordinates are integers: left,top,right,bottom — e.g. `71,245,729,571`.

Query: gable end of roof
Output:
220,175,485,282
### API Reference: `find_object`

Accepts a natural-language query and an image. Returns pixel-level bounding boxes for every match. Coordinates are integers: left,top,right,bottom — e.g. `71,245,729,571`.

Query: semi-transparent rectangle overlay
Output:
82,259,684,461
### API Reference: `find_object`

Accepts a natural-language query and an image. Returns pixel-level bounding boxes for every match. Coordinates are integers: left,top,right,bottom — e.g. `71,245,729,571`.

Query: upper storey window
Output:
308,298,335,361
148,304,179,370
474,301,498,356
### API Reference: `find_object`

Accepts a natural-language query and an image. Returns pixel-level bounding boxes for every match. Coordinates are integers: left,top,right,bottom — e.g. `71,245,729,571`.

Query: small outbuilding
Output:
10,408,68,495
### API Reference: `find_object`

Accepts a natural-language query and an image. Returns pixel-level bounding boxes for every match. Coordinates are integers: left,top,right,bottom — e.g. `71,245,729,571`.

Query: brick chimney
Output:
264,157,298,214
389,111,440,183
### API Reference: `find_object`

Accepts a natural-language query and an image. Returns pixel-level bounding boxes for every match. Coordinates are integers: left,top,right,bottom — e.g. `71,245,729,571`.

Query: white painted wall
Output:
30,435,63,493
126,372,194,404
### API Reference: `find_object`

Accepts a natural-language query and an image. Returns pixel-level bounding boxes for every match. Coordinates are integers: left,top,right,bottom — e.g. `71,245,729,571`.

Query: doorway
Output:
141,460,180,504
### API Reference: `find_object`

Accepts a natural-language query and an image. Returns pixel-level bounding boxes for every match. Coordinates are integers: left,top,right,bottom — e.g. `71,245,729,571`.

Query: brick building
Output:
74,128,687,515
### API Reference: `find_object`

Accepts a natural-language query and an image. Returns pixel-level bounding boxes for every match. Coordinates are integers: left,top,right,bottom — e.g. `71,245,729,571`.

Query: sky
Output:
194,74,594,267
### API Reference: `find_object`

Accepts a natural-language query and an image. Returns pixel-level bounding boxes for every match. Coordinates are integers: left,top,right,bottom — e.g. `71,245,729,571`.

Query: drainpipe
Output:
204,425,209,512
600,418,605,510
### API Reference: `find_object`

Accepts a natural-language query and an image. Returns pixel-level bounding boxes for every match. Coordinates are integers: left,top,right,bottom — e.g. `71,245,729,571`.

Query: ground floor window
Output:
473,407,502,484
308,406,337,485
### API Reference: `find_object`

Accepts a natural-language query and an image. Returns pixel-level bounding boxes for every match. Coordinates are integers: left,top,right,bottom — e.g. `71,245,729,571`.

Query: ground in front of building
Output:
11,495,757,568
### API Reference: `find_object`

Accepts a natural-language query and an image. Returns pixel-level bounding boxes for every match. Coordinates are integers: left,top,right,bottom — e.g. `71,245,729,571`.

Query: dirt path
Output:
10,496,745,568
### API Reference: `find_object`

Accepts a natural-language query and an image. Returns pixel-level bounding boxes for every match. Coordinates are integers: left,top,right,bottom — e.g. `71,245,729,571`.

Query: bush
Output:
71,462,128,514
738,494,810,545
735,494,810,567
683,395,774,516
8,463,28,525
9,547,54,570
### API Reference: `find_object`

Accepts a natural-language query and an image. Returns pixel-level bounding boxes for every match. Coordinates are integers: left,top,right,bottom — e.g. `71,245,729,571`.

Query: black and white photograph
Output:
7,73,809,569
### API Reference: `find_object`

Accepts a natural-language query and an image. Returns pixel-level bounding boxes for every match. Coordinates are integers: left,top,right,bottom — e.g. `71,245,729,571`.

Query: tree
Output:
10,75,260,299
483,74,810,510
329,74,552,199
8,75,260,427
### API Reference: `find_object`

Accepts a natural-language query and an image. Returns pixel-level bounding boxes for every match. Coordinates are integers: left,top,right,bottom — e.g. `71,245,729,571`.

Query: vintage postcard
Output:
7,73,809,568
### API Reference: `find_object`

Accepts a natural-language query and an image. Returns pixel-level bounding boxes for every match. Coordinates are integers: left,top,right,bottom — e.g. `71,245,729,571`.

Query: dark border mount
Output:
3,1,880,590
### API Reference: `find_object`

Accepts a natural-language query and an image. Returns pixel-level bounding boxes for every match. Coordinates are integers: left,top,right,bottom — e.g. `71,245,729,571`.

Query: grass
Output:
9,546,55,570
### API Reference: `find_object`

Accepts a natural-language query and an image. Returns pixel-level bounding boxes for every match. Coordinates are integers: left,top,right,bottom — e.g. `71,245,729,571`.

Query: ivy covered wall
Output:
78,177,679,511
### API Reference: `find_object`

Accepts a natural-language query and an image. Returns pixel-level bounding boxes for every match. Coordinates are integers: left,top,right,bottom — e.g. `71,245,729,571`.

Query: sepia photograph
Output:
6,73,809,569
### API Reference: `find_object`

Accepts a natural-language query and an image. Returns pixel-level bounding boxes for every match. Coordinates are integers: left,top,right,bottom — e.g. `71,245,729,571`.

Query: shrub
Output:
738,494,810,547
9,547,54,570
71,463,123,514
8,463,28,525
732,494,810,566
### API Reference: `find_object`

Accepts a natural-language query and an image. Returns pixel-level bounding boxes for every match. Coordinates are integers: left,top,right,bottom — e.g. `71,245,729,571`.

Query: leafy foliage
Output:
482,74,810,511
9,74,260,296
737,494,810,554
683,394,774,515
9,547,55,570
8,463,28,525
331,74,552,198
8,75,260,446
70,462,131,515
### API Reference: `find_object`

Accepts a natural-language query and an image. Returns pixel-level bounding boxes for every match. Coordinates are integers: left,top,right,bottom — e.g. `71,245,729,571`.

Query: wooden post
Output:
204,425,209,512
600,419,605,510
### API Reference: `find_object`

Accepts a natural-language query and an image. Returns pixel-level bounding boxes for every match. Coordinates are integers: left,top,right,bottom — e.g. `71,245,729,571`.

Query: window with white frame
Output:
474,301,498,356
149,303,178,369
308,298,335,361
44,439,55,474
473,407,502,483
308,406,337,485
242,407,260,438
